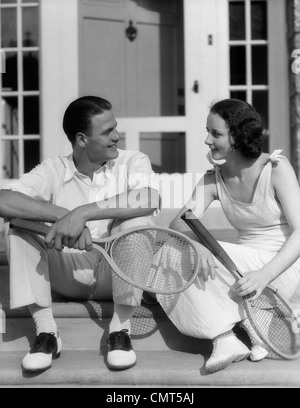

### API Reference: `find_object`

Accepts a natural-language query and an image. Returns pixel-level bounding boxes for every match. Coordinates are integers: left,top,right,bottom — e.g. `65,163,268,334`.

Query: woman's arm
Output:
169,172,218,238
168,173,220,281
236,158,300,299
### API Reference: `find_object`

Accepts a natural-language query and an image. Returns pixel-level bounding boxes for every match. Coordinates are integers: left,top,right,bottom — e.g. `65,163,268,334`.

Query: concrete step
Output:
1,314,210,353
1,349,300,388
2,243,300,388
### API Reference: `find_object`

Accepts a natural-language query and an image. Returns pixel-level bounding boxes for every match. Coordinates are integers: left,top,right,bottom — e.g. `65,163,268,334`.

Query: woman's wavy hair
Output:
210,99,268,158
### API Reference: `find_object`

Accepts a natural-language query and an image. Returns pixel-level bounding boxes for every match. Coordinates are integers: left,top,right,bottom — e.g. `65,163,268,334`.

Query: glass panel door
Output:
229,0,269,151
0,0,40,182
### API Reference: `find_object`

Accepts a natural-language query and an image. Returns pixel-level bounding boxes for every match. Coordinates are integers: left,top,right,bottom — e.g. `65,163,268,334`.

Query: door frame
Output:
76,0,230,174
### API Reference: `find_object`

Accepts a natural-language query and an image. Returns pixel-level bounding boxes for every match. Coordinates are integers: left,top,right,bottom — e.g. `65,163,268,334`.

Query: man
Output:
0,96,160,372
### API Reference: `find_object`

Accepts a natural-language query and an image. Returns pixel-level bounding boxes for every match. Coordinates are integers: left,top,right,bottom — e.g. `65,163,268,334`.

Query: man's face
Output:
85,110,120,164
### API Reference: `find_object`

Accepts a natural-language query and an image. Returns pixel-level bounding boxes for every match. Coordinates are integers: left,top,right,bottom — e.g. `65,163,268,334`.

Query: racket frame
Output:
10,218,201,295
181,210,300,360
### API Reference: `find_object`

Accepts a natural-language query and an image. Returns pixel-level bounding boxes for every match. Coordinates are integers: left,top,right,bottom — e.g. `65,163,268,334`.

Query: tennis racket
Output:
9,218,200,296
181,210,300,360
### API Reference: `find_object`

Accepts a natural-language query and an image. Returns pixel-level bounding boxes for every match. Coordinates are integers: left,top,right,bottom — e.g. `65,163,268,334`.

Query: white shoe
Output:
240,319,270,361
22,332,62,372
250,345,269,362
206,331,251,374
107,329,137,370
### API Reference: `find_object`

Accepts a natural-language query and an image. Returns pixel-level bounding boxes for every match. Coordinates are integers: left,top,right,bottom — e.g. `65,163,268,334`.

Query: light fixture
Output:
126,21,137,42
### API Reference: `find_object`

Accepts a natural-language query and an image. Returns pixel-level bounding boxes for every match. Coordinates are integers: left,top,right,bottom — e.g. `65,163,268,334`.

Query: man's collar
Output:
63,155,78,182
63,154,116,182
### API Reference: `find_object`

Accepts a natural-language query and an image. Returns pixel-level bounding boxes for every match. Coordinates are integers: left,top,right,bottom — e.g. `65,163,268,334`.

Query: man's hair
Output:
210,99,267,158
63,96,112,145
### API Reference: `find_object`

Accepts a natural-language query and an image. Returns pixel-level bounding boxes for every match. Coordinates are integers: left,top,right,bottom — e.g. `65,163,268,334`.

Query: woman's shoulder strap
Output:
266,149,285,165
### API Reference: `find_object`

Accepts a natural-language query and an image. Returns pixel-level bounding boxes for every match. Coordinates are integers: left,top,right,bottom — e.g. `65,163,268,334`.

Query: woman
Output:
159,99,300,374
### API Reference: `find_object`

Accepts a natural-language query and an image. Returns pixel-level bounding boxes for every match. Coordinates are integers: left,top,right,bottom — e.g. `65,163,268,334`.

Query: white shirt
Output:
2,149,160,238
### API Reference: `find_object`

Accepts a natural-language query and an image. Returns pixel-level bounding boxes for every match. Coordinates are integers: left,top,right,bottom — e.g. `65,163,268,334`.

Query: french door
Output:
0,0,40,182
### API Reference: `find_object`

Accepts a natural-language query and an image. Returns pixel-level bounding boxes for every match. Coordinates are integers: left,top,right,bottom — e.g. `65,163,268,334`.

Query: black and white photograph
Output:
0,0,300,390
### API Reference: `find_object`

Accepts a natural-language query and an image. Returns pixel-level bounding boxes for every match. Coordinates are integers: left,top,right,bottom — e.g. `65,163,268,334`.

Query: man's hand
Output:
194,241,218,282
45,209,93,252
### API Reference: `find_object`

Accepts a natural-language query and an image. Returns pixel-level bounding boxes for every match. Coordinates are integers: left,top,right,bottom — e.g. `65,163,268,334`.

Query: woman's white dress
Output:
158,151,300,340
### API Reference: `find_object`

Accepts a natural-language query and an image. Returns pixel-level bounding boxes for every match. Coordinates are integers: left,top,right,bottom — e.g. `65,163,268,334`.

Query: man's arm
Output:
43,188,160,251
80,188,160,221
0,190,69,222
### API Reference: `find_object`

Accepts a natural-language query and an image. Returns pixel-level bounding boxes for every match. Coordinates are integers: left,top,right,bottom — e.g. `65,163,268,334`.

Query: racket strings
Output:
111,232,154,297
85,301,158,337
110,229,198,293
151,234,197,292
247,290,300,358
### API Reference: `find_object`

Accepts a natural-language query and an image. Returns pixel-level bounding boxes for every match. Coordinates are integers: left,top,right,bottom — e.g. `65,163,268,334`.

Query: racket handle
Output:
181,211,258,299
243,291,257,300
181,211,242,277
10,218,50,236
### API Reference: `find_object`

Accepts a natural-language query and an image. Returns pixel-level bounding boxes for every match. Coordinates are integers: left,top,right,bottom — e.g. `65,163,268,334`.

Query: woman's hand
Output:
194,242,218,282
233,269,270,301
45,209,93,252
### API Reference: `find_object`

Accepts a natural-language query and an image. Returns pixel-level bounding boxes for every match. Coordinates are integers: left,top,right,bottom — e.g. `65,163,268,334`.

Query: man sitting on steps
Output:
0,96,160,373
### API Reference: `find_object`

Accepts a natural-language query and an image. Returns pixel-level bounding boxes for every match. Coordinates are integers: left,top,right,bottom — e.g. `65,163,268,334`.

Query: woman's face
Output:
205,113,234,161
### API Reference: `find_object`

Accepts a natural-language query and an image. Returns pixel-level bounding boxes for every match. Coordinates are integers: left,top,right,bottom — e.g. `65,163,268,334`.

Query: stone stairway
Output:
2,260,300,388
1,213,300,388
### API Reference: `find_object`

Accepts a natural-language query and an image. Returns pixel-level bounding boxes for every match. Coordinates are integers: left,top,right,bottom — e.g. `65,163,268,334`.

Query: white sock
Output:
109,304,136,335
28,304,57,337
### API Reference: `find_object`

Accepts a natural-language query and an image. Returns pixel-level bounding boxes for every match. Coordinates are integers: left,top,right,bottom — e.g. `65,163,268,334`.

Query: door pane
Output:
251,1,267,40
22,7,39,46
23,52,39,91
253,90,268,126
253,90,269,152
140,132,186,174
1,97,18,136
252,90,269,152
24,96,40,134
230,46,246,85
252,45,268,84
1,8,17,48
2,52,18,91
24,140,40,173
230,91,247,101
1,140,19,179
230,1,246,40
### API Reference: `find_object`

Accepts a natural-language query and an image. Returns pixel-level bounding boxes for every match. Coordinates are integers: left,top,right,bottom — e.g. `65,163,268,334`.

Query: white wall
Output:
40,0,79,161
183,0,230,173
